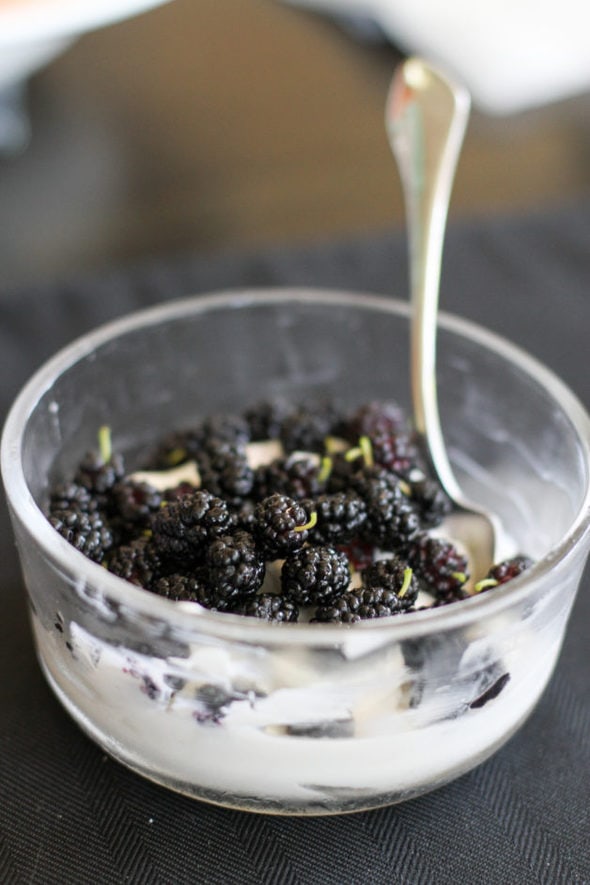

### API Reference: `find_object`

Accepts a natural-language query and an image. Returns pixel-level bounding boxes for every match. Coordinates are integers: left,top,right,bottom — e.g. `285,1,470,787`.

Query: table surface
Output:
1,205,590,884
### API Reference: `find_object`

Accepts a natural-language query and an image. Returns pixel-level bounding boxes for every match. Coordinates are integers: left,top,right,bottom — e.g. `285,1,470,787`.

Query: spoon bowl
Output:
386,58,516,579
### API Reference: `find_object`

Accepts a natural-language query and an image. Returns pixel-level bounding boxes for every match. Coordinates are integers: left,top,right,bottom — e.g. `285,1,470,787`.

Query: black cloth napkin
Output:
1,204,590,884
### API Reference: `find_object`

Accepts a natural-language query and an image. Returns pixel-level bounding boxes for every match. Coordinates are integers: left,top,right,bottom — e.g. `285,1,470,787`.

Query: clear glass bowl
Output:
3,289,590,815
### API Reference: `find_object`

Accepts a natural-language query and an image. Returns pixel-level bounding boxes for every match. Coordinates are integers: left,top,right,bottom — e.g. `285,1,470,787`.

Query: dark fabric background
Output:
1,204,590,884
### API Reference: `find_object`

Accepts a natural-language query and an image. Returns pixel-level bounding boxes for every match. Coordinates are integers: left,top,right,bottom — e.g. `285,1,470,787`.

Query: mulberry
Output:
253,494,316,558
206,531,266,602
409,534,469,603
281,545,350,606
235,593,299,622
152,490,233,562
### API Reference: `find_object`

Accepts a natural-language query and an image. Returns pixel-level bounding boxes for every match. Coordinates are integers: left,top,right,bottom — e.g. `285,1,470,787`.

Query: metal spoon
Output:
385,57,514,582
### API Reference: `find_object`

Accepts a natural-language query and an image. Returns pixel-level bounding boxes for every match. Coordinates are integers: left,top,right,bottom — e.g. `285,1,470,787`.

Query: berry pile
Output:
45,400,534,623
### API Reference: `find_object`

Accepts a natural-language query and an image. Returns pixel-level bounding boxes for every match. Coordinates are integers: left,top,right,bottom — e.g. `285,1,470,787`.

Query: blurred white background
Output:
0,0,589,287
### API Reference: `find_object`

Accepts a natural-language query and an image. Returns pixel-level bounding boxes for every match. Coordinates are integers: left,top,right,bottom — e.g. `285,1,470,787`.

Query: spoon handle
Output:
386,58,470,502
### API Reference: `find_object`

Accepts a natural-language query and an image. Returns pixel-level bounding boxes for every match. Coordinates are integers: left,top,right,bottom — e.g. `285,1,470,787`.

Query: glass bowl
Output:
3,289,590,815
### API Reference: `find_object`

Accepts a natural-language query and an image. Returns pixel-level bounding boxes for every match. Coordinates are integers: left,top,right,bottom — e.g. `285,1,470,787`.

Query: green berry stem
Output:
98,425,112,464
359,435,374,468
317,456,333,484
294,511,318,532
473,577,499,593
344,445,362,463
165,447,188,467
398,567,414,598
324,436,344,455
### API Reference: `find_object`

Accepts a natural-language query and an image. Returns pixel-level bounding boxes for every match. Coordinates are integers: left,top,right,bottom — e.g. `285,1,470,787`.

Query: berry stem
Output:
359,435,374,468
294,511,318,532
318,456,333,484
399,479,412,496
324,436,345,455
166,447,188,467
473,577,499,593
398,566,414,598
98,425,112,463
344,446,362,463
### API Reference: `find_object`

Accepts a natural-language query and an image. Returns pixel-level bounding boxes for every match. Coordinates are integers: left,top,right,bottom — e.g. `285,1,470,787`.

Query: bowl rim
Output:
3,286,590,645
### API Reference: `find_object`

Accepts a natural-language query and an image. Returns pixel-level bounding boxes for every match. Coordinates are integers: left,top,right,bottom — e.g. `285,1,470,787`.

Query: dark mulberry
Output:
75,450,124,495
353,468,420,551
253,494,315,558
197,440,254,504
279,399,342,453
281,545,350,606
230,499,257,532
49,508,114,563
164,482,199,502
408,472,452,528
206,531,266,602
483,555,534,588
254,454,324,501
49,481,99,515
337,539,375,572
325,452,363,494
200,413,250,447
235,593,299,622
152,490,233,562
151,572,232,610
313,595,362,624
107,537,162,587
409,533,469,603
148,428,204,469
370,429,418,477
362,557,418,610
312,491,367,544
243,397,293,441
345,400,407,441
314,583,409,623
113,479,162,529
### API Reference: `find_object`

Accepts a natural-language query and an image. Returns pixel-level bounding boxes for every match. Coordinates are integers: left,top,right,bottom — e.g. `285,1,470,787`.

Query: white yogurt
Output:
32,600,558,810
